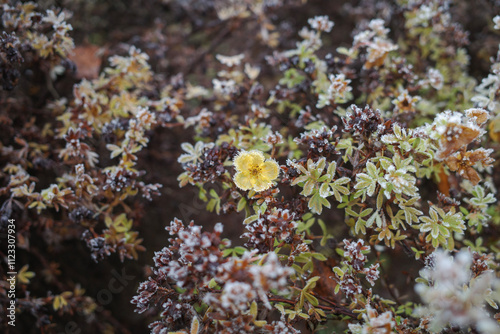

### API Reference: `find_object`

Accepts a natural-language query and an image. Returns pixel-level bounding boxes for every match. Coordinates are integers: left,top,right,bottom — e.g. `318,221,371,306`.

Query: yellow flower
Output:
233,150,279,192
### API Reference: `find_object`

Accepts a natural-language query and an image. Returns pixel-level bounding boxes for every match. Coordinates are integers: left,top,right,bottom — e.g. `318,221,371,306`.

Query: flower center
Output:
249,165,262,176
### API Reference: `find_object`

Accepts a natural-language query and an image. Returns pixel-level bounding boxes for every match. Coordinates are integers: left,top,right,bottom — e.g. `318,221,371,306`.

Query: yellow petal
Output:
261,160,279,180
248,150,265,166
234,172,253,190
253,177,272,192
234,151,253,172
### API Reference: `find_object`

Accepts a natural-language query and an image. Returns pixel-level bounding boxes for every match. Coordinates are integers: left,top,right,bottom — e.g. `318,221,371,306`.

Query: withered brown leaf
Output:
436,123,481,160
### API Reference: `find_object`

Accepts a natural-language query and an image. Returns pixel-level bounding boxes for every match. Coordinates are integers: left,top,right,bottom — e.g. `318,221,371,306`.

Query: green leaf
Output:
303,259,313,272
377,190,384,210
333,267,344,277
237,197,247,212
366,211,378,228
17,264,35,284
319,183,330,198
317,217,331,246
208,278,218,289
330,177,350,202
292,264,304,275
311,253,327,261
308,191,325,214
207,199,216,212
250,301,258,316
359,208,373,218
303,179,316,196
190,317,200,334
243,214,258,224
304,276,320,290
327,161,337,177
354,218,366,234
317,219,327,236
304,293,319,306
275,304,285,314
298,312,310,319
234,246,247,255
297,218,315,232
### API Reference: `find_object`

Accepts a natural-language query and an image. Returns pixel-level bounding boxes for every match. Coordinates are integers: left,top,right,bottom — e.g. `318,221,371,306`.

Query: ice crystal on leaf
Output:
494,15,500,30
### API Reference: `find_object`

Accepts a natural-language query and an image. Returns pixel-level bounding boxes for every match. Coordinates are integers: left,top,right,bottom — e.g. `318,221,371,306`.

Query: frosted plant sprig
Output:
307,15,334,33
376,154,418,199
341,18,397,69
415,250,500,334
178,141,215,165
427,68,444,90
392,89,421,113
381,123,431,158
415,205,465,250
288,157,350,215
332,239,380,300
348,305,395,334
353,161,387,202
461,184,496,229
465,184,496,211
316,73,353,108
